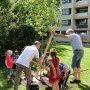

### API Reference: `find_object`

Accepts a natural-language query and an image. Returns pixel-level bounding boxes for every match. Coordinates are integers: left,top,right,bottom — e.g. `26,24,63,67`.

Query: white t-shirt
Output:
16,45,39,68
66,33,83,50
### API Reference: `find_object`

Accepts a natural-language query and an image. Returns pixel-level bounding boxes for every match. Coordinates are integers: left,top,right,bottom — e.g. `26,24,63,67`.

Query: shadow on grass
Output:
0,69,13,90
78,83,90,90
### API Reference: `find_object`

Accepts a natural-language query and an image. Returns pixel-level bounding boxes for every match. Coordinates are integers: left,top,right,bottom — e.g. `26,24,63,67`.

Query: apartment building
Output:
56,0,90,43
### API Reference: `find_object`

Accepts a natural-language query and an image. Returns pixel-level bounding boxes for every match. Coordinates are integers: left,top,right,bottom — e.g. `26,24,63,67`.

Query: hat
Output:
66,29,74,34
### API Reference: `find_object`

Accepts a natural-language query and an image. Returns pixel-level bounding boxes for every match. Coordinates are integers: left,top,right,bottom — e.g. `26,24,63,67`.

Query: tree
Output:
7,25,40,51
0,0,61,52
0,0,61,66
12,0,60,32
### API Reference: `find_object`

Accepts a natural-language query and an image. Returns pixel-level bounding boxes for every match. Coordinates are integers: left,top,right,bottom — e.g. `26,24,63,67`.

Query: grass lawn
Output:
0,44,90,90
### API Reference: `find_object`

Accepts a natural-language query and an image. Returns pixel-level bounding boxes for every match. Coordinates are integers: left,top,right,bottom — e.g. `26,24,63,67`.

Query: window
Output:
62,8,71,15
76,19,87,25
76,7,88,13
76,19,88,28
62,20,71,26
62,0,72,4
76,0,82,2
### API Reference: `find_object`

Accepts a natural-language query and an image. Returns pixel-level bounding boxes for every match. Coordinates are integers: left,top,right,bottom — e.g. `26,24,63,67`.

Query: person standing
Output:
5,50,14,81
14,41,42,90
52,29,84,83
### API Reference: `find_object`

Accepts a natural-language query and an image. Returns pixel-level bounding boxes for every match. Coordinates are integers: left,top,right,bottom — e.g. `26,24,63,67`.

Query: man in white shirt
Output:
52,29,84,84
14,41,42,90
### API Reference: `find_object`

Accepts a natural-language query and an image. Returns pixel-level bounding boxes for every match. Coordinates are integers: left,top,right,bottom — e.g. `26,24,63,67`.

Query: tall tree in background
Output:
0,0,61,52
12,0,60,32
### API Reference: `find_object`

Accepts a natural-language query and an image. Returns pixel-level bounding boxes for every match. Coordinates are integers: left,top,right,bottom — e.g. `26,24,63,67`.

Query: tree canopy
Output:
0,0,61,53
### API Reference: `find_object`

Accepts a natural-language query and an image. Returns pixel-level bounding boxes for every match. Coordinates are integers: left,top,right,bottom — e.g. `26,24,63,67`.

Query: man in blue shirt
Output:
52,29,84,83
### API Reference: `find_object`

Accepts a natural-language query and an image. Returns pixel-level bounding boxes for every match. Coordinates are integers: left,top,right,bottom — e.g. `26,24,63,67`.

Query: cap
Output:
66,29,74,34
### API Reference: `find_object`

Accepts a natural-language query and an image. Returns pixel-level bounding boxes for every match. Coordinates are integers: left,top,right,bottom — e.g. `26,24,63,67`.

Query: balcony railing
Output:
74,0,89,8
74,13,88,19
77,25,88,28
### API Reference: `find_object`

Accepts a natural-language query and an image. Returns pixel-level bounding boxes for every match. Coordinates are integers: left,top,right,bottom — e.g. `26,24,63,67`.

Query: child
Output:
48,49,60,90
12,50,19,70
5,50,14,81
13,50,19,63
59,62,70,89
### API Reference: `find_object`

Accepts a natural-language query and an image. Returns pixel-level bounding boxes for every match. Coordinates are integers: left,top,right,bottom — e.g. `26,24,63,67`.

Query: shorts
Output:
71,49,84,68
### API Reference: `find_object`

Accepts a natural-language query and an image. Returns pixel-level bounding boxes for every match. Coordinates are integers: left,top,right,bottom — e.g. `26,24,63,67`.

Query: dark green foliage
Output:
6,25,40,51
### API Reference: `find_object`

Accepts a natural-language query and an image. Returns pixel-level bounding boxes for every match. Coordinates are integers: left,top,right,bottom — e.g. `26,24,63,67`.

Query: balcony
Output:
76,25,88,31
77,25,88,28
72,25,88,31
74,0,89,8
73,12,88,19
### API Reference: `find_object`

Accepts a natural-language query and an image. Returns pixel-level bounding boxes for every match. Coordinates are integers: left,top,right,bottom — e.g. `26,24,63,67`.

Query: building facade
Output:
56,0,90,43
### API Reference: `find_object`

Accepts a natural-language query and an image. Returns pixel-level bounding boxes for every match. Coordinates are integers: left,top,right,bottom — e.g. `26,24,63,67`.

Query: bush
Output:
6,25,40,51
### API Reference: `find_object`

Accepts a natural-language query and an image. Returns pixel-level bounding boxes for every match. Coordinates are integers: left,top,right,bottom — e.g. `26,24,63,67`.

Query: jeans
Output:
14,63,32,90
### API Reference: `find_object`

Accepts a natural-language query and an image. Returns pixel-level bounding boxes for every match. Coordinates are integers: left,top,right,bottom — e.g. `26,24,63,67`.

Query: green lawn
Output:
0,44,90,90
